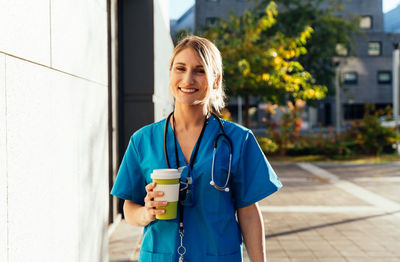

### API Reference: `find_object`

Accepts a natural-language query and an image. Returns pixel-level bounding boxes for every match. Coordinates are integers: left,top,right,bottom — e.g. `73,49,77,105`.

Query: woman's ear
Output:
214,74,221,89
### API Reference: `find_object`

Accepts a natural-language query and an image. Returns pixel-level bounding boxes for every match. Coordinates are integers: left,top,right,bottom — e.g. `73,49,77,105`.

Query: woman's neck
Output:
173,103,208,131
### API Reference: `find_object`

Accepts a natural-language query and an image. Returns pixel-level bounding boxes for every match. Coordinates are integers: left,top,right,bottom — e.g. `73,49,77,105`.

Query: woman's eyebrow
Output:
174,62,204,68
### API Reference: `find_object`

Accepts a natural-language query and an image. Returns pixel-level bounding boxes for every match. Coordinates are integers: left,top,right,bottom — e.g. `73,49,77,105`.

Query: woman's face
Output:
169,47,210,107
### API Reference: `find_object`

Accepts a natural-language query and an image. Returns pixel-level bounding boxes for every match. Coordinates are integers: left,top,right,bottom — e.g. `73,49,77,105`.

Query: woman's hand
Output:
123,182,168,227
143,182,168,222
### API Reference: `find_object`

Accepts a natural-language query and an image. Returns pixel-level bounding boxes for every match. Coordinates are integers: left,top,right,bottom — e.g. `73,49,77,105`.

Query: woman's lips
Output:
179,87,198,93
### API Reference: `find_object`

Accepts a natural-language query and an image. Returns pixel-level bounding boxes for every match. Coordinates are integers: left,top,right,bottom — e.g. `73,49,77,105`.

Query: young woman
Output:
111,35,282,262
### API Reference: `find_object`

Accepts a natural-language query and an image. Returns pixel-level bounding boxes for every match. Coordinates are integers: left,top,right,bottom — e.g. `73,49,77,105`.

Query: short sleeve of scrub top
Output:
230,130,281,209
111,135,146,205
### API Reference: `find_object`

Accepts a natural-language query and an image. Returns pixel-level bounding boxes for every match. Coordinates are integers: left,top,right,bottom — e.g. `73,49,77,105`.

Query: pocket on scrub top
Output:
139,250,174,262
205,250,242,262
205,165,233,213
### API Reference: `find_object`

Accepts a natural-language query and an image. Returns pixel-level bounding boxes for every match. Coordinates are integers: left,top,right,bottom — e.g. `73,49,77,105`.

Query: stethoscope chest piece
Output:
164,112,233,192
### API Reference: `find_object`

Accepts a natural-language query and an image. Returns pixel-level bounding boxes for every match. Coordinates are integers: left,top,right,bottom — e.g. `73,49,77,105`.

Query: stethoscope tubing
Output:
163,112,233,192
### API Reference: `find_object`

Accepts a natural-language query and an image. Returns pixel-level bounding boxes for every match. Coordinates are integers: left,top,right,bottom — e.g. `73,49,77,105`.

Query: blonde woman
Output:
111,35,282,262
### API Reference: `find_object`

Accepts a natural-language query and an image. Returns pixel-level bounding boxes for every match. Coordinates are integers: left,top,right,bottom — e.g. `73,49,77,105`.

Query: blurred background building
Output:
172,0,400,130
170,5,195,37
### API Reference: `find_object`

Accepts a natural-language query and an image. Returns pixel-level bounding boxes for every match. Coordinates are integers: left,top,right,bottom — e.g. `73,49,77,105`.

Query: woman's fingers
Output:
144,182,167,219
150,208,166,215
145,182,156,192
144,191,164,202
146,200,168,208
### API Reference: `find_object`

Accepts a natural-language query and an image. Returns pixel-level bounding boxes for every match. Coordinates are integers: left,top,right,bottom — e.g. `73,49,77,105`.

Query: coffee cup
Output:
151,169,181,220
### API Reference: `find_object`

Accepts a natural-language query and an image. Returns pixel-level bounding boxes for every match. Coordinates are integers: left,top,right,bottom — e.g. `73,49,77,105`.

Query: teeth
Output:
180,88,196,93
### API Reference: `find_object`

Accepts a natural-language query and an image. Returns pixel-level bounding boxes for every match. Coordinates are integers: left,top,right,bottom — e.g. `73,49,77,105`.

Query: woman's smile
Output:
170,47,209,106
179,87,198,93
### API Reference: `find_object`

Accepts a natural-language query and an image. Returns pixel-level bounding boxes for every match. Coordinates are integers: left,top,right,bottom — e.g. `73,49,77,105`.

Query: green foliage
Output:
261,104,399,157
257,137,279,154
343,105,399,155
255,0,360,96
265,100,306,155
201,1,328,105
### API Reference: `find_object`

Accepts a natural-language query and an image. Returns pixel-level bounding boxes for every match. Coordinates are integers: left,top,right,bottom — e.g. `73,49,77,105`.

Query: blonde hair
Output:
169,35,225,114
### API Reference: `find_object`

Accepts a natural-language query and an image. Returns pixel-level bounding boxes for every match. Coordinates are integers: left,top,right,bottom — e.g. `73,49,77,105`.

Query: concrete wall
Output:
0,0,109,261
339,56,393,103
154,0,174,121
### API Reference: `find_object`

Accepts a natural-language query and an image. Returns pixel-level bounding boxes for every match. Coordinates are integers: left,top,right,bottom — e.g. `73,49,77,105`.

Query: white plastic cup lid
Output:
151,169,181,179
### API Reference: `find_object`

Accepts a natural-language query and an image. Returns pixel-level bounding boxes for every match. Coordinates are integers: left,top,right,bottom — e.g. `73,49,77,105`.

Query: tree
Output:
201,1,328,126
257,0,360,96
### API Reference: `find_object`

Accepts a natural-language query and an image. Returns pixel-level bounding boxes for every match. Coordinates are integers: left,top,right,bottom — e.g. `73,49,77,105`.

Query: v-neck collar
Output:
166,114,213,168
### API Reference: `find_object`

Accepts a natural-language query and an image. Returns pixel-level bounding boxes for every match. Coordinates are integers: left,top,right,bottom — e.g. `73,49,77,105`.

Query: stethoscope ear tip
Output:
224,188,230,192
210,181,215,186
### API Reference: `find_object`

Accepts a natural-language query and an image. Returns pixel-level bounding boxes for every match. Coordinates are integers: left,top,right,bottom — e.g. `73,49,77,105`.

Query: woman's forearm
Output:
238,203,266,262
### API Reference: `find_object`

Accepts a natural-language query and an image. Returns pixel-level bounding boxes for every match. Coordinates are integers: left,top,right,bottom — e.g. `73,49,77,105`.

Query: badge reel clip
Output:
178,166,195,207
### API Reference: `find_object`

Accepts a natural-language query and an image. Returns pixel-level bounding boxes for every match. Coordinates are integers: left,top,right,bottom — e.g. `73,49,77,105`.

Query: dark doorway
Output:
117,0,156,215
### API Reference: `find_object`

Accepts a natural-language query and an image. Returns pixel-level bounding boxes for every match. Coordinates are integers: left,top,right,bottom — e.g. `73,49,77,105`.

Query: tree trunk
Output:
244,95,250,127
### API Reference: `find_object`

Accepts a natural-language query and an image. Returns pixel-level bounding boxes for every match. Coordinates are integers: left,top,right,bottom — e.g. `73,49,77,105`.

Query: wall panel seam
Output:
4,54,9,262
0,51,106,87
49,0,53,67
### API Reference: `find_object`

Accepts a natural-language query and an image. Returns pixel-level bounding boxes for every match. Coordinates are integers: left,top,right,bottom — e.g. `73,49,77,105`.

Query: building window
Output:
360,16,372,29
344,104,365,120
205,17,217,25
343,72,358,85
377,71,392,84
336,43,348,56
206,0,219,2
368,42,381,56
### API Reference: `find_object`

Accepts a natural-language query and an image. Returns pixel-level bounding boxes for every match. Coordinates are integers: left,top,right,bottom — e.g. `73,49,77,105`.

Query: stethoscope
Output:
163,112,233,192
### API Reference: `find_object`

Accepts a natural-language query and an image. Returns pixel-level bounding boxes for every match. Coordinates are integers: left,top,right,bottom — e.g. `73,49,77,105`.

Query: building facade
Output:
0,0,173,261
171,5,195,38
195,0,400,128
0,0,110,260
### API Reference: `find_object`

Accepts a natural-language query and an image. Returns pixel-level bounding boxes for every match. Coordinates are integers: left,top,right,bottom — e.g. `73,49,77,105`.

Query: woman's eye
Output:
176,67,185,71
197,69,205,74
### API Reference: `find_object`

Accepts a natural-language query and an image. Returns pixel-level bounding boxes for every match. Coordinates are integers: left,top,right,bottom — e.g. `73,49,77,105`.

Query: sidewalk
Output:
108,215,142,262
109,162,400,262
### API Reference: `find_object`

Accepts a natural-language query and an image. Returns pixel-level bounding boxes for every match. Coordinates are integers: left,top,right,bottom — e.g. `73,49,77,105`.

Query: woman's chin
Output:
175,99,206,108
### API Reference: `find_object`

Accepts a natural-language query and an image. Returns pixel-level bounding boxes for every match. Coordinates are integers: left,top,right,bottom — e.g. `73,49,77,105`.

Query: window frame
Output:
343,72,358,85
205,17,217,25
359,15,373,29
336,43,348,56
368,41,382,56
377,71,392,84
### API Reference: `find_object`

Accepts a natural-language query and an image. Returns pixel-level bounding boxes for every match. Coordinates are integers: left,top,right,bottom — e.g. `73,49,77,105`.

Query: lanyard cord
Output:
172,113,209,170
164,112,223,169
172,114,180,169
164,112,226,261
169,112,209,261
171,113,208,221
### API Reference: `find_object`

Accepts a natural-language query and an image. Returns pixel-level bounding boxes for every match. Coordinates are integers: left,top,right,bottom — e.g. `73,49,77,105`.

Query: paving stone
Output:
109,163,400,262
317,258,347,262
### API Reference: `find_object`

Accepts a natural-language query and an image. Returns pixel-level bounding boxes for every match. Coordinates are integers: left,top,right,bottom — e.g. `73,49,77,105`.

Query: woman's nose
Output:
182,70,194,85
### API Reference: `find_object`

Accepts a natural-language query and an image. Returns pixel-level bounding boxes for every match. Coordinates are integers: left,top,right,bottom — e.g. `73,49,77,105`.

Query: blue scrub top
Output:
111,115,282,262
